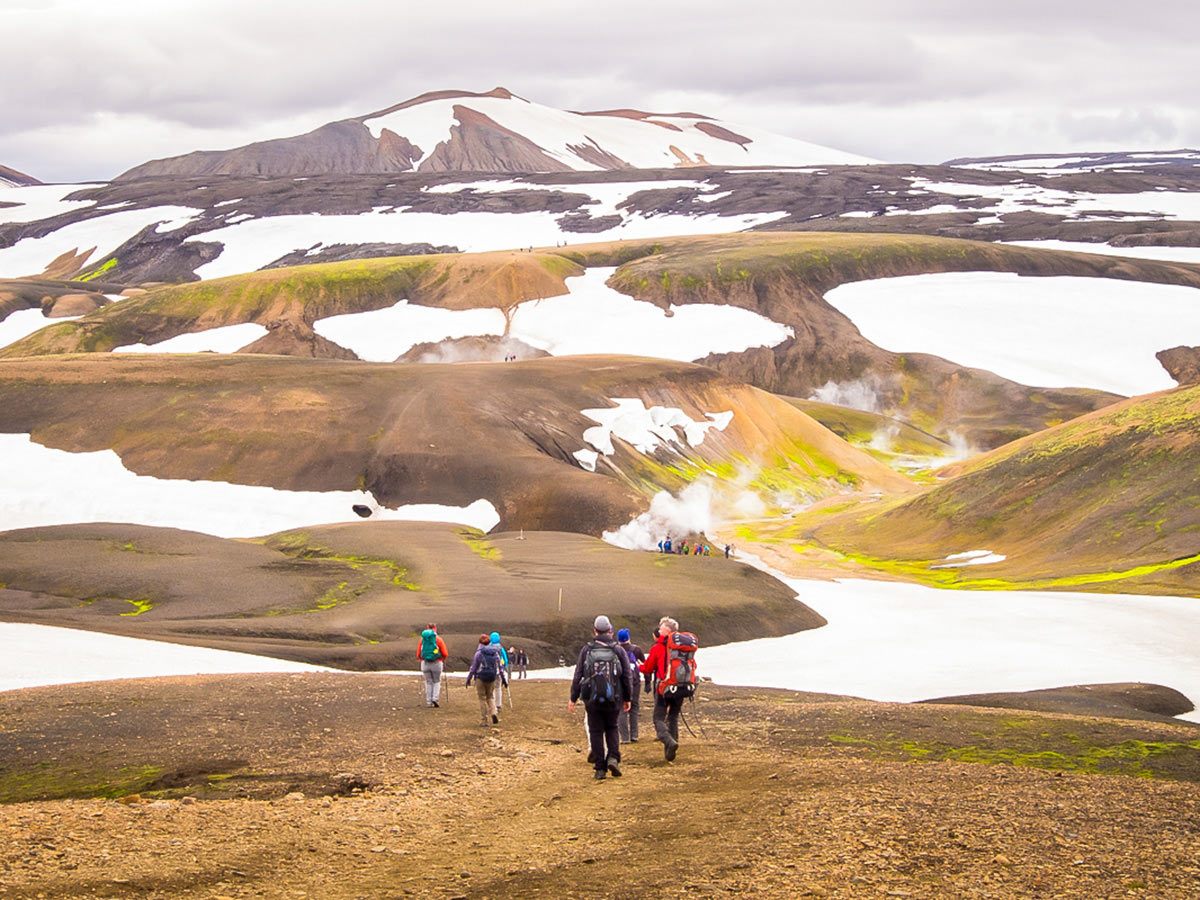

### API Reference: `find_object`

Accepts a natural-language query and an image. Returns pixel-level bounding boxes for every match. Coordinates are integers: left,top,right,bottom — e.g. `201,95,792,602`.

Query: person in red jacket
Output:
640,615,685,761
417,623,449,708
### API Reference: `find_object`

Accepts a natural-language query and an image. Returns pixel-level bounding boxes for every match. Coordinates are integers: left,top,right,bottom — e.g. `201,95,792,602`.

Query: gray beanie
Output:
593,614,612,633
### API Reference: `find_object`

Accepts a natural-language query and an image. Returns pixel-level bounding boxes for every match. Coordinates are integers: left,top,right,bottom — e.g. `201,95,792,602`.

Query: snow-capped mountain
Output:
118,87,875,180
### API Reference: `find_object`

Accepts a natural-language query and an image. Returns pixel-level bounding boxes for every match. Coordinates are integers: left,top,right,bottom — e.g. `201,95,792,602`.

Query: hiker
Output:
724,544,730,558
516,648,529,679
640,616,698,762
465,634,508,726
568,615,632,780
417,622,449,708
490,632,510,709
616,628,646,744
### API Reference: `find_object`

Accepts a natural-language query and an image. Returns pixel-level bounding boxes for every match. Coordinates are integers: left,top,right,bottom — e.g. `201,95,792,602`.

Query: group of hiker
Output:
415,615,699,780
418,626,530,724
657,536,734,558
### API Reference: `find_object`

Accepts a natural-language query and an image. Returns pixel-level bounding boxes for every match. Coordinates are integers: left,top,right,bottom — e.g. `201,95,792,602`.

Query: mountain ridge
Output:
116,86,874,180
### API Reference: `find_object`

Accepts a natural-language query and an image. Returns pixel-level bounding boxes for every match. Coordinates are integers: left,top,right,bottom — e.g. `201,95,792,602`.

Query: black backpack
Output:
580,641,622,704
476,645,501,682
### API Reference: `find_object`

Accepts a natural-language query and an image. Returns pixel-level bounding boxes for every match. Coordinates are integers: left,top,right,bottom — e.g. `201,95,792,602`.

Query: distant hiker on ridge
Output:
569,615,632,780
417,623,448,708
465,634,508,727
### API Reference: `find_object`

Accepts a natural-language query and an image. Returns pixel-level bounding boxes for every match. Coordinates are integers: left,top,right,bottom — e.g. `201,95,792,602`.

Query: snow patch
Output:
823,272,1200,396
112,323,269,354
312,301,507,362
931,550,1008,568
0,624,330,693
0,434,500,538
581,398,733,456
0,308,81,351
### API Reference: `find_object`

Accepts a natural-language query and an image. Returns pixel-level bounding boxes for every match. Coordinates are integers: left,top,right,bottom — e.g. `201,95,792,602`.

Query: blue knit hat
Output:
617,628,630,642
489,631,501,644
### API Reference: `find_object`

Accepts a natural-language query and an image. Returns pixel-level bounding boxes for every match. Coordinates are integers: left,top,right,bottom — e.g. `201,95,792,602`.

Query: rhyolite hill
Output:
115,87,875,180
13,231,1200,447
739,381,1200,597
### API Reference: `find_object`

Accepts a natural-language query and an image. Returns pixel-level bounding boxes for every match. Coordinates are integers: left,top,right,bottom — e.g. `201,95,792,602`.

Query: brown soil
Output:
2,675,1198,899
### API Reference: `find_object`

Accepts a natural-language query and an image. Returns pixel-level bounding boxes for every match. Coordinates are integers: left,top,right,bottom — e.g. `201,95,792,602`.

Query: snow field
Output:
0,308,81,351
0,183,103,225
823,272,1200,395
0,433,501,538
1006,239,1200,266
310,267,793,362
112,322,269,354
700,576,1200,723
0,624,330,693
0,205,203,278
187,206,788,280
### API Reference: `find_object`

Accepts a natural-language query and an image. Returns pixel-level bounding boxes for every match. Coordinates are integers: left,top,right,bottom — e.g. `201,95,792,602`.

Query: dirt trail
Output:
2,675,1199,899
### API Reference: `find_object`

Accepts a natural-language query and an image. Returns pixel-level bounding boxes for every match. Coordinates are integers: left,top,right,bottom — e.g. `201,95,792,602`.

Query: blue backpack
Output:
476,645,501,682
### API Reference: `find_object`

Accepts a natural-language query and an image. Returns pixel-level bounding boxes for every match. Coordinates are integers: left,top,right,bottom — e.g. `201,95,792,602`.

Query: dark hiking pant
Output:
618,697,640,742
585,701,622,773
653,691,685,746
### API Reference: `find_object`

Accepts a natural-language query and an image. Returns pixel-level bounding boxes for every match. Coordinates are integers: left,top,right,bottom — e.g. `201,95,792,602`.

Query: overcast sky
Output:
3,0,1198,183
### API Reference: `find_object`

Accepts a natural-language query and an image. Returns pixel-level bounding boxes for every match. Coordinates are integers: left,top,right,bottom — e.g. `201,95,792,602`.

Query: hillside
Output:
767,383,1200,595
117,87,873,181
2,675,1198,899
0,164,39,188
12,232,1195,446
0,522,820,669
0,353,911,536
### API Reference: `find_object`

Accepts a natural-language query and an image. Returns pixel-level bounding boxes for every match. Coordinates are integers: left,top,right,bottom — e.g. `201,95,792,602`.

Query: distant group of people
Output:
415,614,700,781
503,354,519,362
657,536,734,558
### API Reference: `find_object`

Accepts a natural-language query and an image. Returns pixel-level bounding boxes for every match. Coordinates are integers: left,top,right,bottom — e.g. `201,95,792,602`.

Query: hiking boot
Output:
630,738,639,743
586,750,596,764
665,738,678,762
593,769,607,780
607,761,622,778
491,713,499,724
431,700,439,708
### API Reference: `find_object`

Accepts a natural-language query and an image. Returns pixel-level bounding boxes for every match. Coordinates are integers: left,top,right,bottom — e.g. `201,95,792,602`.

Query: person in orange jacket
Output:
417,623,449,708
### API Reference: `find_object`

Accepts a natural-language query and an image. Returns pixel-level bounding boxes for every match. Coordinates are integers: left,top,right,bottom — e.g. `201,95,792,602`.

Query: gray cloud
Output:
2,0,1198,181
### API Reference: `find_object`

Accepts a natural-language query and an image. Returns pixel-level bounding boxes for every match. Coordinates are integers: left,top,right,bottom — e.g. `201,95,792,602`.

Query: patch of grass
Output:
458,529,500,561
828,732,1200,780
78,257,118,282
120,598,155,617
0,763,163,803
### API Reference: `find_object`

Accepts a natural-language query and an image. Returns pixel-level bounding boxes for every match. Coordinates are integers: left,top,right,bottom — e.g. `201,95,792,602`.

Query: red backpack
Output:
658,631,698,697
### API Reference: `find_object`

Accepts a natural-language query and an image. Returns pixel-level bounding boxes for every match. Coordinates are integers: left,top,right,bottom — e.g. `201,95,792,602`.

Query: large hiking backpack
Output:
580,641,622,704
658,631,698,697
420,629,442,661
476,644,501,682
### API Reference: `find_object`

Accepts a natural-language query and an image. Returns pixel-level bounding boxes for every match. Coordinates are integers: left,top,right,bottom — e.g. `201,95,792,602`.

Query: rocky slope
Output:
116,87,873,180
2,675,1198,899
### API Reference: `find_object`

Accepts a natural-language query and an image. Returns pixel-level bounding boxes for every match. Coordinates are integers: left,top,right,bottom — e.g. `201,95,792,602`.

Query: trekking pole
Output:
442,671,450,707
506,678,515,710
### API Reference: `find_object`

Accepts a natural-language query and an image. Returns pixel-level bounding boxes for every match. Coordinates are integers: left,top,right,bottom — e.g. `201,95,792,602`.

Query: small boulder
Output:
47,292,104,317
